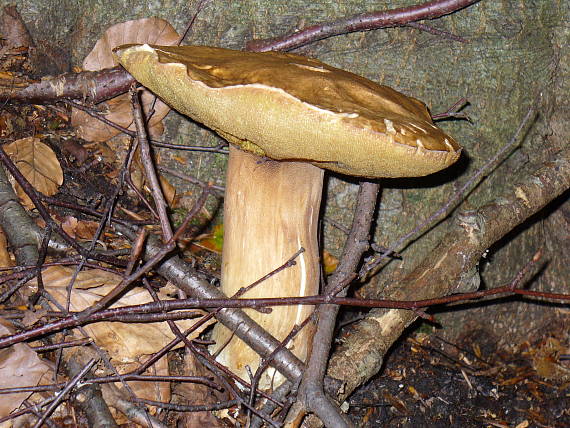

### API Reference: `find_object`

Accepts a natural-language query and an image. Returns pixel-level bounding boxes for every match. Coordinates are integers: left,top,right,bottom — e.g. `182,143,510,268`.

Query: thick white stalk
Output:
211,146,323,389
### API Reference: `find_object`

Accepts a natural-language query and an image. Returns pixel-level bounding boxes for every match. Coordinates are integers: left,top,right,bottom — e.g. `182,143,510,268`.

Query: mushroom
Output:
114,44,461,389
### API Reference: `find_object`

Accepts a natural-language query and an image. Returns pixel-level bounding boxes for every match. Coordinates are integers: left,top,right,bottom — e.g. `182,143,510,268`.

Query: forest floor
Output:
347,321,570,427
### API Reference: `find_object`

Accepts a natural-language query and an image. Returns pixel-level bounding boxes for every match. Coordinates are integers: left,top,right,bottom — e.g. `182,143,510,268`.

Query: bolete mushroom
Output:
114,44,461,389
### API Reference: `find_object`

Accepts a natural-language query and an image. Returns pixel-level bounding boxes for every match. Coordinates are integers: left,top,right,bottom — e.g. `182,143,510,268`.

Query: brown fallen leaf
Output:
29,266,210,361
3,136,63,209
0,319,53,418
194,224,224,254
118,353,171,404
61,216,100,240
532,337,570,382
71,18,179,142
61,215,79,238
27,266,214,402
155,174,176,207
176,352,226,428
0,6,33,71
61,138,90,164
323,249,339,275
0,226,13,268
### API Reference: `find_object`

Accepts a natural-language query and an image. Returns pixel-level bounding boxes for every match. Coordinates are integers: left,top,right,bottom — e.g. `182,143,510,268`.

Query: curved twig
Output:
246,0,480,51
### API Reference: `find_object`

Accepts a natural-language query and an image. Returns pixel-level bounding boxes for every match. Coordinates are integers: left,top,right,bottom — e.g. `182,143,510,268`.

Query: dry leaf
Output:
195,224,224,254
71,18,179,142
0,6,33,71
27,266,214,404
0,6,33,50
83,18,179,71
0,226,13,268
142,173,177,207
532,337,570,382
61,138,89,164
118,354,171,403
28,266,213,362
3,137,63,209
0,319,53,418
158,174,176,207
61,216,100,240
73,219,101,240
323,250,339,275
61,215,78,237
177,352,226,428
71,91,165,142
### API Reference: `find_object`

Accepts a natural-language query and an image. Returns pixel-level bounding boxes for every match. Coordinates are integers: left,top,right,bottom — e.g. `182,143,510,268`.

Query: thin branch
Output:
33,359,96,428
133,398,239,412
130,86,173,241
1,67,134,104
158,165,225,193
294,182,379,427
177,0,211,44
40,195,151,226
5,270,569,349
246,0,479,51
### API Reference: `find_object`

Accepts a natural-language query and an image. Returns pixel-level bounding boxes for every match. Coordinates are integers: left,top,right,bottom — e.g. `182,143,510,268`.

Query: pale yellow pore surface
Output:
115,44,461,178
213,147,323,388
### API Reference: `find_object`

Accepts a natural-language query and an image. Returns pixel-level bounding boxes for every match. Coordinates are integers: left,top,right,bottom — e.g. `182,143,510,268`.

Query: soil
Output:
347,325,570,427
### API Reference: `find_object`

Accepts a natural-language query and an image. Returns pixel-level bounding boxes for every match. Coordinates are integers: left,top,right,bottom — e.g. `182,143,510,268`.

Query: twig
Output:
294,182,380,427
31,338,92,353
249,315,314,410
32,227,52,296
236,248,304,301
123,138,160,219
432,97,470,120
150,140,228,154
133,398,239,412
33,359,96,428
40,195,151,226
177,0,211,44
1,67,134,104
3,279,570,349
131,86,173,241
158,165,225,193
246,0,479,51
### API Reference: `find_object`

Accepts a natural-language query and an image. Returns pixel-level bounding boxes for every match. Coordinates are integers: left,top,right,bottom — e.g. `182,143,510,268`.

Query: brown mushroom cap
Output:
115,44,461,178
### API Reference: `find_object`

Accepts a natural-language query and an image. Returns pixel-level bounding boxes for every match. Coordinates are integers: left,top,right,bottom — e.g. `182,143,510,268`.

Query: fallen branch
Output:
327,143,570,401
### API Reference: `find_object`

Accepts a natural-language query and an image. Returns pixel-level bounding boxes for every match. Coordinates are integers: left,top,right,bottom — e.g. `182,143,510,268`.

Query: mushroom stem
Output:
211,146,323,389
